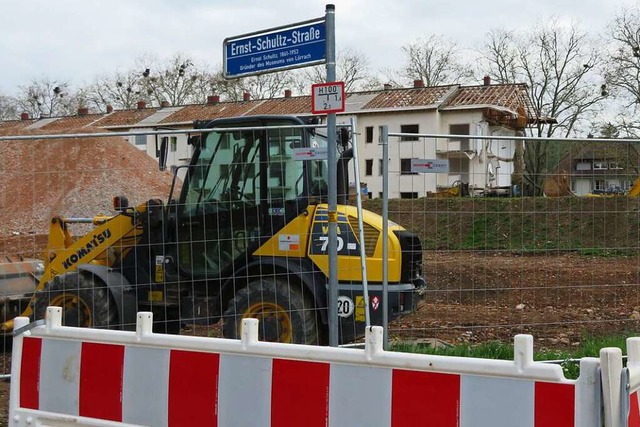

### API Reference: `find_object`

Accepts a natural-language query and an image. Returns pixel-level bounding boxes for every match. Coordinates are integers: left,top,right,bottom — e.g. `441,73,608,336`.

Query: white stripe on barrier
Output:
40,338,80,416
461,376,534,426
8,307,604,427
219,355,272,426
329,364,392,426
122,346,170,427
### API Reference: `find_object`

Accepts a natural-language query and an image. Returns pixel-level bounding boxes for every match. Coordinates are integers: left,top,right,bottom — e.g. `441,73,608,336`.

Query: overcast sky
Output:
0,0,634,95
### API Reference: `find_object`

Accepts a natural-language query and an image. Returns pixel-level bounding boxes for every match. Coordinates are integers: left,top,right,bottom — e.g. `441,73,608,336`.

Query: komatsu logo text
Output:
62,229,112,269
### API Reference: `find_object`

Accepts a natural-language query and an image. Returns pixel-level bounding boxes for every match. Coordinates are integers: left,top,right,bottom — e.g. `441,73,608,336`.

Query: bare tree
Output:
83,70,146,111
0,94,19,120
480,29,519,84
401,35,474,86
15,79,77,118
212,68,295,101
604,3,640,136
138,54,210,106
479,22,606,195
296,48,375,92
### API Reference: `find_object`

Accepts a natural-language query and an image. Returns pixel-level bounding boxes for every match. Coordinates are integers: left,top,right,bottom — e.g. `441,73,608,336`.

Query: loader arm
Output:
2,203,151,330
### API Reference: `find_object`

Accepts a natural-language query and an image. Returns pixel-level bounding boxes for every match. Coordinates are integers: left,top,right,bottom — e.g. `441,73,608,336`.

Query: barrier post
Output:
625,337,640,426
601,347,624,427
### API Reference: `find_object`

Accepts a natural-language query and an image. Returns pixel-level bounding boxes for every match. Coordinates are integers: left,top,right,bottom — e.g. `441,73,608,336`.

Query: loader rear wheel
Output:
33,272,117,328
222,279,320,344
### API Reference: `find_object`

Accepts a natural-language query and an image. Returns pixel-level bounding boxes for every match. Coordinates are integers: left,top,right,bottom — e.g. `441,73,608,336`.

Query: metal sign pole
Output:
349,118,371,327
325,4,339,347
381,125,389,350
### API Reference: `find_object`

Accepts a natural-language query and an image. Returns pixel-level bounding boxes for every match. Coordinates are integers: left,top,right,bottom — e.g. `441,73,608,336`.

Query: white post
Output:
349,117,371,327
600,347,624,427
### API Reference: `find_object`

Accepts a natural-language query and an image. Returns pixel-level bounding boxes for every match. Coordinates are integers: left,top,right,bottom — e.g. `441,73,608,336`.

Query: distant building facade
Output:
0,78,538,199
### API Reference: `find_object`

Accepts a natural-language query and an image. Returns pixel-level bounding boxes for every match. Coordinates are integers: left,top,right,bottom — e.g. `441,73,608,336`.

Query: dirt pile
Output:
0,127,175,235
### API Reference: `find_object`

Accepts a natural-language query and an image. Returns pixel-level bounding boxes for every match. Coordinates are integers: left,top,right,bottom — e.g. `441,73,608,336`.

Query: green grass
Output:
362,197,640,254
391,335,631,379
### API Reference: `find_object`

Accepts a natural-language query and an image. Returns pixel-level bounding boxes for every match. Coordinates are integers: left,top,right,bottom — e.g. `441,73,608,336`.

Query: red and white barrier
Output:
602,337,640,427
9,307,601,427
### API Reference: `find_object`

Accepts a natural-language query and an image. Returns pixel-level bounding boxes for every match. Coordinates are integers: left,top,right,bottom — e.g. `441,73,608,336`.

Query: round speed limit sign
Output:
337,296,355,318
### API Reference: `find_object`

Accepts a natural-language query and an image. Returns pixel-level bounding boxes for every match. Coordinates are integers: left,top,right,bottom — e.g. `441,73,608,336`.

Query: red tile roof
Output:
92,108,158,127
159,100,264,124
0,119,35,134
0,82,541,132
362,86,456,110
248,96,312,115
441,83,534,115
37,114,103,132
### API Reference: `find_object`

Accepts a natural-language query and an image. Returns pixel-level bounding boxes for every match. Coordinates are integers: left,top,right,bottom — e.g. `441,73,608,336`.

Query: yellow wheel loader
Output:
4,116,426,344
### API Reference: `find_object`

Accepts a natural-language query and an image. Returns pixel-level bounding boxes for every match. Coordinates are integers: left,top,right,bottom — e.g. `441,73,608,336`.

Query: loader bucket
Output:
0,260,43,323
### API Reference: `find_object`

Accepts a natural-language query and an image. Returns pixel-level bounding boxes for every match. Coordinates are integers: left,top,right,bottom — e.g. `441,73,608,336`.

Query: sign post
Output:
225,5,341,347
324,4,339,347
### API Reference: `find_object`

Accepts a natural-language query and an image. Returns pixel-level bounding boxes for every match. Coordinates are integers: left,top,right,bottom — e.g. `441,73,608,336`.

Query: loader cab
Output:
175,116,329,278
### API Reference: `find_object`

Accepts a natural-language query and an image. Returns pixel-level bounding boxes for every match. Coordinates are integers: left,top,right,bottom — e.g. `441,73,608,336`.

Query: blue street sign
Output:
224,18,326,78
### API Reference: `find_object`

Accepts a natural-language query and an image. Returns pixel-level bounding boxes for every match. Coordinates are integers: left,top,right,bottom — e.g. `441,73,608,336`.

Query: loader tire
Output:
33,272,117,328
222,279,320,345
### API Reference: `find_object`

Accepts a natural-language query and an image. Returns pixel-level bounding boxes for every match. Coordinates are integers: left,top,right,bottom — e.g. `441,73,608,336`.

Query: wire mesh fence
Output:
1,123,640,375
378,131,640,349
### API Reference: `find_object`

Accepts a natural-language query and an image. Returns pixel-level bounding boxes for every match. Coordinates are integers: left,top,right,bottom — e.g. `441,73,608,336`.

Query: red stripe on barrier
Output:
534,382,575,427
79,342,124,421
168,350,219,427
271,359,329,427
20,337,42,410
629,391,640,427
391,370,460,426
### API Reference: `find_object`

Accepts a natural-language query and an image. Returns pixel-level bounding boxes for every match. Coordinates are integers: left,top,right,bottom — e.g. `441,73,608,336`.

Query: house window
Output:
570,180,576,193
593,162,608,170
576,162,591,171
400,124,419,141
365,127,373,143
365,159,373,176
400,158,416,175
170,136,177,152
400,192,418,199
449,124,470,150
594,180,605,190
134,135,146,146
609,162,623,170
378,159,384,176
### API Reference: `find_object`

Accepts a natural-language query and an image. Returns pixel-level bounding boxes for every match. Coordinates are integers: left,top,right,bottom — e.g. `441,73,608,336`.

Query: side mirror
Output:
159,136,168,171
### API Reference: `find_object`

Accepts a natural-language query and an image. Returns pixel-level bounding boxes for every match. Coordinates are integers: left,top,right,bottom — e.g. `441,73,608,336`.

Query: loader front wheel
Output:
33,272,117,328
222,279,320,344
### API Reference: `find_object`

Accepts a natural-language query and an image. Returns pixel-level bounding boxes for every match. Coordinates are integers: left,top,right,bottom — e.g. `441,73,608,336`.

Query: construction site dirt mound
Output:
0,127,175,236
